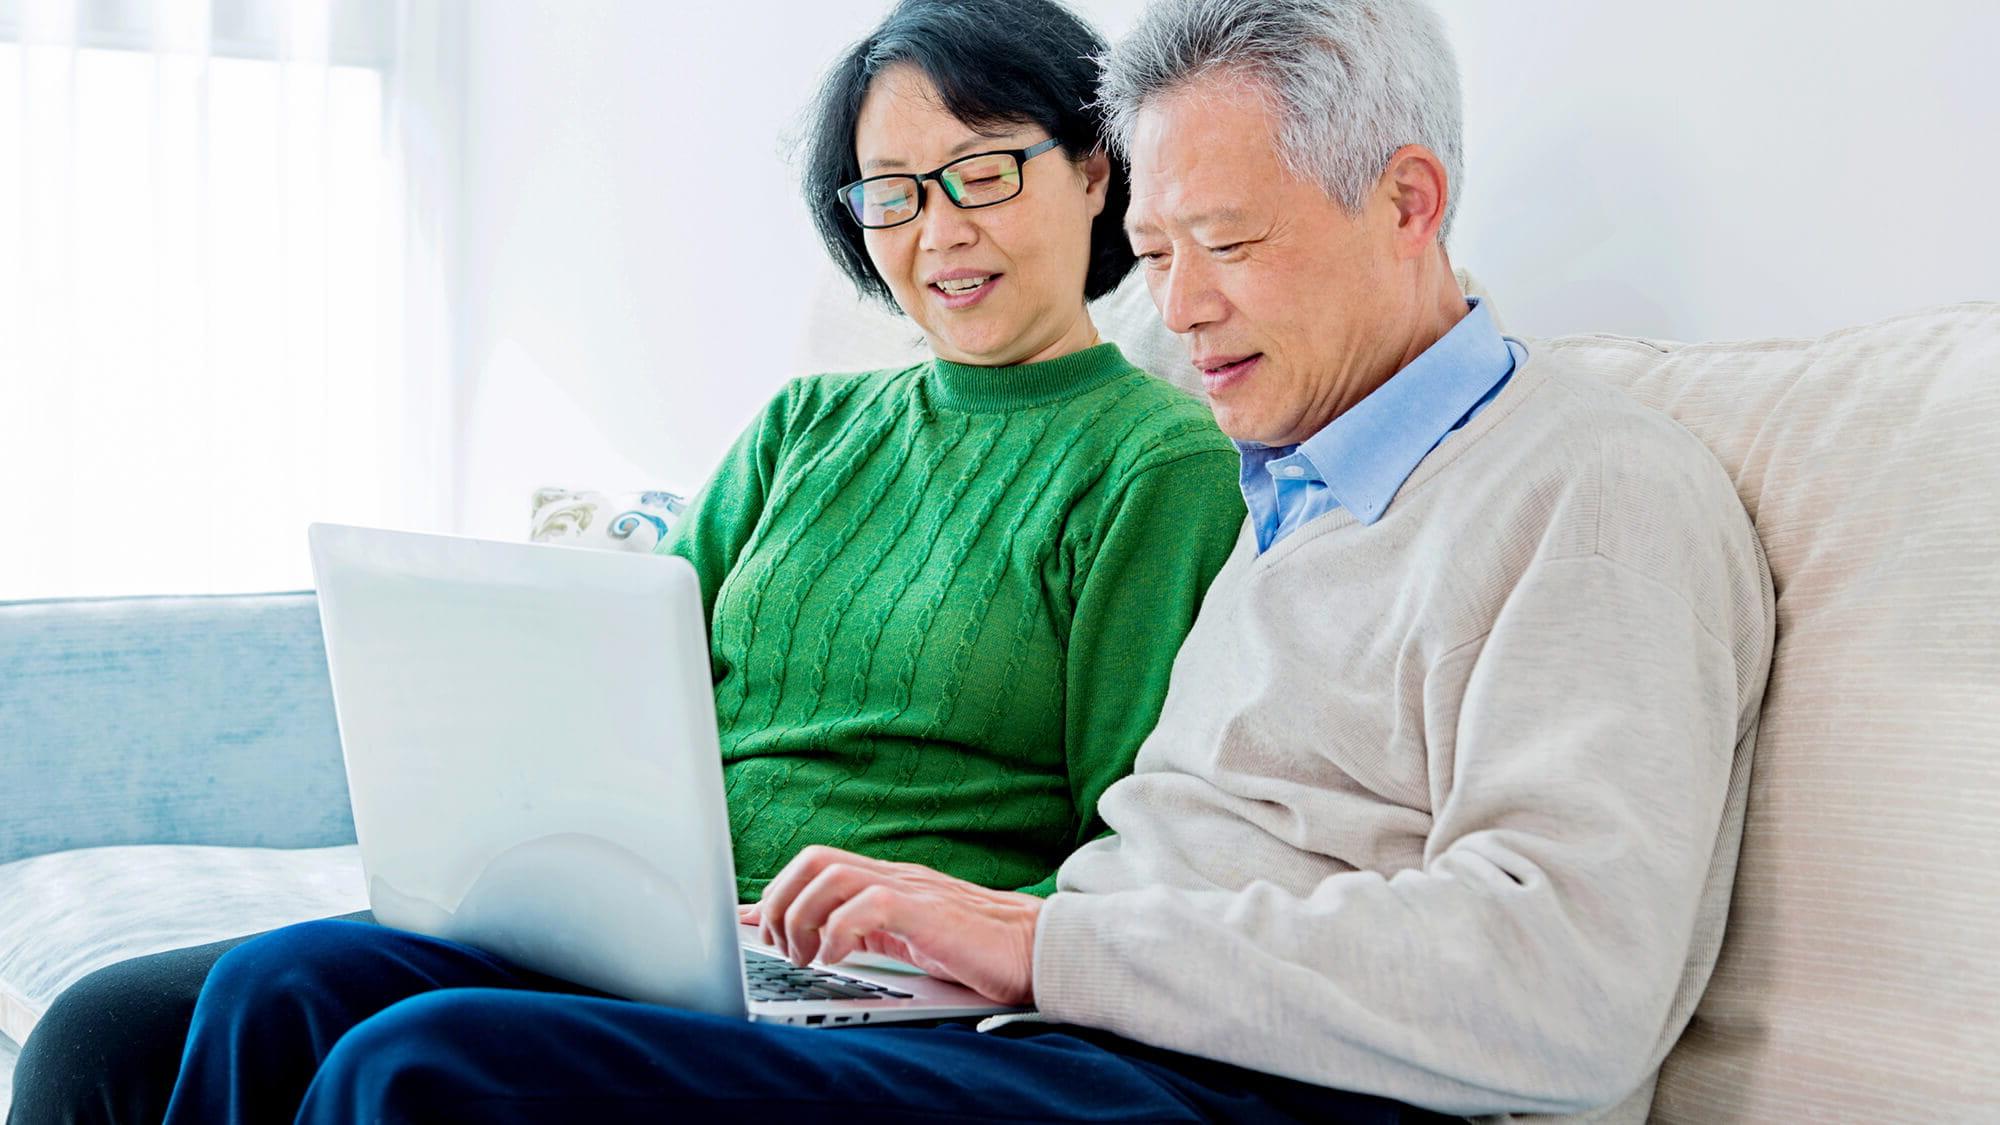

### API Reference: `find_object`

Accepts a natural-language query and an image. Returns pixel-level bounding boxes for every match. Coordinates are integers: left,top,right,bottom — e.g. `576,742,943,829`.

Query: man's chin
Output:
1209,408,1275,447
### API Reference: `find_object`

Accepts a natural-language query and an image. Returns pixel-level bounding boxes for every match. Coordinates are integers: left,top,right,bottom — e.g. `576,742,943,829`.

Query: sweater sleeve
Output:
1014,447,1246,898
1032,552,1750,1115
655,382,795,620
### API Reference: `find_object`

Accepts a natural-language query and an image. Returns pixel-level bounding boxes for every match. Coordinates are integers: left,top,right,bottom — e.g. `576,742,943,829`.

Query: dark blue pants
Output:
159,919,1435,1124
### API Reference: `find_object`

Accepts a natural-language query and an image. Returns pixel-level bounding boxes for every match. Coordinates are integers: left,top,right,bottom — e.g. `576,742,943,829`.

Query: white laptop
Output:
306,522,1023,1027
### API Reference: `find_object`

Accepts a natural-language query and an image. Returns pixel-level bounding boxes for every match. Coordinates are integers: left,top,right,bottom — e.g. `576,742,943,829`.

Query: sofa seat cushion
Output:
0,844,366,1045
1,1032,18,1115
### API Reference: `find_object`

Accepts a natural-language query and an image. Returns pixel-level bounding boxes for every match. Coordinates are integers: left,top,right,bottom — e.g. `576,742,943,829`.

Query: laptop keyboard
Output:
744,950,915,1002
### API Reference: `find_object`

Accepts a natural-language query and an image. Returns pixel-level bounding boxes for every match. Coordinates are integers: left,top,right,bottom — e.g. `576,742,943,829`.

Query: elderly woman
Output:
6,1,1244,1123
657,0,1244,900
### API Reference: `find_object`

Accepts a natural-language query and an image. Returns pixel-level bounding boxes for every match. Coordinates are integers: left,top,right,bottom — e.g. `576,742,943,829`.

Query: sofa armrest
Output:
0,592,354,866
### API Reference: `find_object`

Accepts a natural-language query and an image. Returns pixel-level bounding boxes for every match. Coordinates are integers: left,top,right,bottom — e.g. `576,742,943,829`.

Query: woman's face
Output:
852,64,1110,367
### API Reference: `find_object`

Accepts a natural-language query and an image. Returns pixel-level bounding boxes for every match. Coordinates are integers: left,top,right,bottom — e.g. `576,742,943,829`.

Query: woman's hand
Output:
740,845,1043,1007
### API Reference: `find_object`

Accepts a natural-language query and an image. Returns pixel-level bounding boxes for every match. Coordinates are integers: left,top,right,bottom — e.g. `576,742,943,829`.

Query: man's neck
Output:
1317,268,1470,432
1388,268,1472,375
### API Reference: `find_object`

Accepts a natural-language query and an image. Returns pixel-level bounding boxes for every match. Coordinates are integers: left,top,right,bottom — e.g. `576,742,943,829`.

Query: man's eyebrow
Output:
1125,208,1252,239
861,134,1019,174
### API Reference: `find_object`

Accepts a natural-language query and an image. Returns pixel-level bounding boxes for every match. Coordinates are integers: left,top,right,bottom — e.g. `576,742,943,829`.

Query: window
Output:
0,0,455,598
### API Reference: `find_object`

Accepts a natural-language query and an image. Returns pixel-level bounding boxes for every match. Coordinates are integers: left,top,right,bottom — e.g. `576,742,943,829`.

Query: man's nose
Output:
916,182,977,253
1155,255,1222,335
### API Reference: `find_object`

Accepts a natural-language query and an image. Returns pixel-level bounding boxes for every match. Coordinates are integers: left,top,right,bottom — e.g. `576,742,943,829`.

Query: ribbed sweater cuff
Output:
1032,891,1139,1028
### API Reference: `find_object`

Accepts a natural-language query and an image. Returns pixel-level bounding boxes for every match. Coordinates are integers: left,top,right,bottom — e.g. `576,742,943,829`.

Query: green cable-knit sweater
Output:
658,342,1245,900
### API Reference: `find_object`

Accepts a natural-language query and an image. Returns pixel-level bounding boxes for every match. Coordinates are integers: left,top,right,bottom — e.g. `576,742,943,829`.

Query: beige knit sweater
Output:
1033,350,1776,1123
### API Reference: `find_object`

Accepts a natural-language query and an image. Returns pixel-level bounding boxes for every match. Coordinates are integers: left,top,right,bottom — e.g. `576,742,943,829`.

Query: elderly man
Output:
130,1,1774,1122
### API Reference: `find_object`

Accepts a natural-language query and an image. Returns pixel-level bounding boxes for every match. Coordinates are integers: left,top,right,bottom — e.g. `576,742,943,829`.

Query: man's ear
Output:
1081,147,1113,220
1381,144,1449,258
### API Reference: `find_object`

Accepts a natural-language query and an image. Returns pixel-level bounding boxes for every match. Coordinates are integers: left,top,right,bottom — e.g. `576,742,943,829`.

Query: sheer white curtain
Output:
0,0,459,599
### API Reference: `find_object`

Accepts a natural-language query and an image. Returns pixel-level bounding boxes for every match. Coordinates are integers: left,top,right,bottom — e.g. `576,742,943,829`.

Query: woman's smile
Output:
928,270,1003,309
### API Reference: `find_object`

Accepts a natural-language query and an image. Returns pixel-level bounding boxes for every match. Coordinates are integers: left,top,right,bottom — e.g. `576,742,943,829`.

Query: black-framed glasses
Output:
836,138,1063,229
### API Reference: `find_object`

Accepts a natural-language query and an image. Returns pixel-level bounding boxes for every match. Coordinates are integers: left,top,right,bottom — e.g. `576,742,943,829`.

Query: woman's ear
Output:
1080,147,1112,219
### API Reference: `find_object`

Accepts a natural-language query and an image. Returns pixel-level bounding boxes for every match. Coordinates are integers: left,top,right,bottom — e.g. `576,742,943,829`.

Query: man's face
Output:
1124,81,1402,447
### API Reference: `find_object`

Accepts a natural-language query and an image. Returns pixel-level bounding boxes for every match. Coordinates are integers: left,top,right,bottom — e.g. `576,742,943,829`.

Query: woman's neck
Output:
932,307,1102,369
1012,312,1102,367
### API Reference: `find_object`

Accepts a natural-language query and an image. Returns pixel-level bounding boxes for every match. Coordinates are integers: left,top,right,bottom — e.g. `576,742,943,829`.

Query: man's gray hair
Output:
1098,0,1464,243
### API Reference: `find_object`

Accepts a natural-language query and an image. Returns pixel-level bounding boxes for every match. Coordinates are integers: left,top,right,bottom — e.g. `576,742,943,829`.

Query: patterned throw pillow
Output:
529,488,686,553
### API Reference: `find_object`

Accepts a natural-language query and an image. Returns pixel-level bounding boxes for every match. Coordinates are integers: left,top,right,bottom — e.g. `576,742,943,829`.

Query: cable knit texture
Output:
660,343,1246,901
1032,350,1776,1124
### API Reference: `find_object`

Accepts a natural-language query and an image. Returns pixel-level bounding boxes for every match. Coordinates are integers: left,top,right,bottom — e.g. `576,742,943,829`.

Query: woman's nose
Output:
915,181,978,252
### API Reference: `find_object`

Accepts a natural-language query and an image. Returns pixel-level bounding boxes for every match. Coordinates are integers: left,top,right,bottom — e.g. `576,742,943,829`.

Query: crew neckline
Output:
926,342,1135,413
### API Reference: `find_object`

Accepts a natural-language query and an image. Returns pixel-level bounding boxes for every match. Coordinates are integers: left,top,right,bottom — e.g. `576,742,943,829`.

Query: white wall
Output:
452,0,1999,535
454,0,905,534
1433,1,2000,342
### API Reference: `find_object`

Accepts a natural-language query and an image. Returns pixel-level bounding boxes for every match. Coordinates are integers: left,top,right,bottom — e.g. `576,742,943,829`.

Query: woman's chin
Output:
930,329,1027,367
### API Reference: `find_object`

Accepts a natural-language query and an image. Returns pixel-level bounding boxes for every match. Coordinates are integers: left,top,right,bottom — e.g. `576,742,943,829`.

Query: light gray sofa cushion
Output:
0,844,366,1046
0,1032,17,1113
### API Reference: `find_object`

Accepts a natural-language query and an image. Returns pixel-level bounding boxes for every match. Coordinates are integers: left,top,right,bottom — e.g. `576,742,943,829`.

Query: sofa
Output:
2,282,1996,1120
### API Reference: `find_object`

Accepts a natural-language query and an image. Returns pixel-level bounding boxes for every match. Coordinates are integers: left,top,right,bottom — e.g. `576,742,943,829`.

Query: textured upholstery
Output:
1538,306,2000,1121
0,593,359,1106
0,592,354,868
0,1032,15,1111
0,844,365,1045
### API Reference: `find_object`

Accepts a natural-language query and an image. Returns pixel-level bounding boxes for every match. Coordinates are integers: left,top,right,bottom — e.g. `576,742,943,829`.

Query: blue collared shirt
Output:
1238,298,1527,552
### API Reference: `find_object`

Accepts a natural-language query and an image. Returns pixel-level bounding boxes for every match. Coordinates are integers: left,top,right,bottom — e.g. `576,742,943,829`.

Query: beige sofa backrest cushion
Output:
1538,305,2000,1121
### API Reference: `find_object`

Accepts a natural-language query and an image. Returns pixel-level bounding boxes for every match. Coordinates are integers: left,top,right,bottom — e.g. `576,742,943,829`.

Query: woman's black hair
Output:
801,0,1134,307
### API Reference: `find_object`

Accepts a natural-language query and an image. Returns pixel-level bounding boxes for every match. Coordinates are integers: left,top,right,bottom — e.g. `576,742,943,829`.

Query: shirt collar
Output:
1234,297,1519,526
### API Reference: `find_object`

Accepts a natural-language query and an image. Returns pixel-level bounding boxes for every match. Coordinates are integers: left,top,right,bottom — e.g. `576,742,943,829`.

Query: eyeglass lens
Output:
844,151,1025,228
